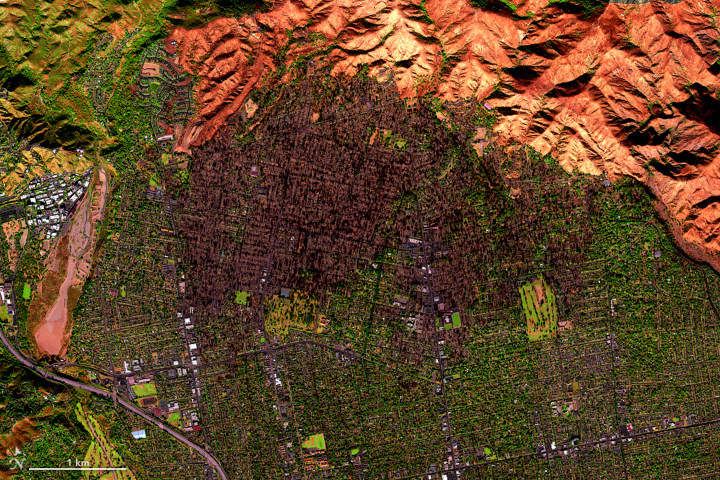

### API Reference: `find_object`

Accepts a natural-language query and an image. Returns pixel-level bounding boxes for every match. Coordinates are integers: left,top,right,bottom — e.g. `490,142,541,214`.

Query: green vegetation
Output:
214,0,267,17
132,382,158,397
234,290,250,305
452,312,461,328
470,0,518,14
546,0,607,18
167,412,181,425
75,403,135,479
0,305,12,322
265,290,319,338
376,129,408,151
12,235,45,352
3,49,714,479
0,350,92,472
0,227,11,278
0,0,178,158
519,275,558,341
302,433,326,451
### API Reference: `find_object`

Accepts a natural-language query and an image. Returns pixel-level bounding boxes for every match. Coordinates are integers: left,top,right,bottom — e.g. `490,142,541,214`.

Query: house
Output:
393,295,408,308
280,288,291,298
131,428,146,440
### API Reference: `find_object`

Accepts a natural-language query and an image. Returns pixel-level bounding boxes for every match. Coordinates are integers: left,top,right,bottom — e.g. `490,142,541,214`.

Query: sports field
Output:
132,382,158,397
302,433,326,451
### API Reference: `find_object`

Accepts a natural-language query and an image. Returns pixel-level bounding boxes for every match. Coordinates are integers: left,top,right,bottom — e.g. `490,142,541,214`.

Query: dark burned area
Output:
178,75,450,309
176,73,647,355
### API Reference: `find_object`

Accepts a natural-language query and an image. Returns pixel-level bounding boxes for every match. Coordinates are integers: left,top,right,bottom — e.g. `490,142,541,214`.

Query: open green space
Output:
519,274,558,341
265,290,319,338
234,290,250,305
23,283,31,300
0,305,12,322
131,382,157,397
167,412,181,425
302,433,326,451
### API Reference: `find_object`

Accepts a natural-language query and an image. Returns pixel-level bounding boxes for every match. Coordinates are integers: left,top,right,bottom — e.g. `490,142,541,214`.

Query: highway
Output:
0,328,229,480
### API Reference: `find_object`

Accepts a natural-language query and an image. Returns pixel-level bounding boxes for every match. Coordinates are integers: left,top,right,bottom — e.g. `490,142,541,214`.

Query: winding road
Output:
0,328,229,480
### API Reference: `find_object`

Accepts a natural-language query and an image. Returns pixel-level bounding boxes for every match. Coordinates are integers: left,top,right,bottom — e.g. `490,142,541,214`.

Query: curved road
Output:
0,328,229,480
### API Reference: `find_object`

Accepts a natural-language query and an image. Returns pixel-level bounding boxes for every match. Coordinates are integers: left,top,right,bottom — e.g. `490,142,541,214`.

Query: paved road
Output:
0,328,229,480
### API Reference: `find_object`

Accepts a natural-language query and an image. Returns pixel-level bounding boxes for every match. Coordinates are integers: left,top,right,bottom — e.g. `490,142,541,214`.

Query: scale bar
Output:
29,468,128,471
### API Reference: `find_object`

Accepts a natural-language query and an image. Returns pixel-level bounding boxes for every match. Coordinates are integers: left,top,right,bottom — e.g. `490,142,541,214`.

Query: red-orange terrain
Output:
167,0,720,265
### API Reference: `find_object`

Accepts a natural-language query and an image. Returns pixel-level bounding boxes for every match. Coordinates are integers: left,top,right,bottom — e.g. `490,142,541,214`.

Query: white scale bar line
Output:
29,468,128,471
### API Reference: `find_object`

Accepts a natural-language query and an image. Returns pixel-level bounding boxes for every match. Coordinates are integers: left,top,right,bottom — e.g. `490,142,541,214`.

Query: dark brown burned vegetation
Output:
178,75,459,310
178,73,608,361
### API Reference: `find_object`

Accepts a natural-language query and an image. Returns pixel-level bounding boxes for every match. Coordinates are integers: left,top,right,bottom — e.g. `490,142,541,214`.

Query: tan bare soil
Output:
27,238,69,357
33,167,109,358
167,0,720,264
141,62,161,76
